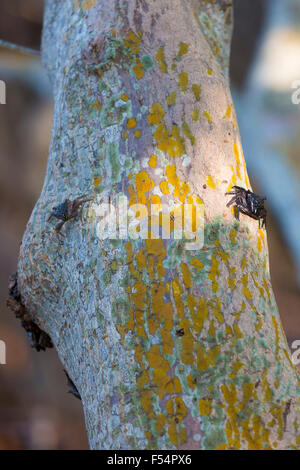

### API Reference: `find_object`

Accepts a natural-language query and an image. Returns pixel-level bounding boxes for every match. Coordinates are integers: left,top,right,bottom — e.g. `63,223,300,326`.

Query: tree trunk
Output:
17,0,300,450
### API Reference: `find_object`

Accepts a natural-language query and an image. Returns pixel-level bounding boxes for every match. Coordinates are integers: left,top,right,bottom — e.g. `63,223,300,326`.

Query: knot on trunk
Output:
7,272,53,352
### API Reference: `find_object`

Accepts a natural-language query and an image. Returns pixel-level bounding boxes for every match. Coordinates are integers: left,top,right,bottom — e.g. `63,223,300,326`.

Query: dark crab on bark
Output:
48,194,92,236
225,185,267,228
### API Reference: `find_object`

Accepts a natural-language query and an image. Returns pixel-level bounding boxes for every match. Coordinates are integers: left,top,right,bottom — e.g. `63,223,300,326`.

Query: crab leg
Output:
226,195,237,207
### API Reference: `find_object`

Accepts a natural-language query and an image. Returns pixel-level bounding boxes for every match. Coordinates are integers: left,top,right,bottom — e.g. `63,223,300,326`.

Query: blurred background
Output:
0,0,299,450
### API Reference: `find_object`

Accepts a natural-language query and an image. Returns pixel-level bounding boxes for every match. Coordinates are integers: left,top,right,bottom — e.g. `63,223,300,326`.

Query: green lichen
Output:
141,54,154,71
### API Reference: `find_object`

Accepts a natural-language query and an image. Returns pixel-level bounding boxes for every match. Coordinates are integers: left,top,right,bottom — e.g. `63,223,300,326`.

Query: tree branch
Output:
0,39,40,56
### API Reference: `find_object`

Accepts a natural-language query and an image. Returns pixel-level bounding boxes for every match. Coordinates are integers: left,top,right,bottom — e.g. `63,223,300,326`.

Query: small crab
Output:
225,185,267,228
48,194,92,236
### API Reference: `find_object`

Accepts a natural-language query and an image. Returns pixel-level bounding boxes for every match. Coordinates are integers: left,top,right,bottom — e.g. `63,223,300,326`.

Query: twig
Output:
0,39,40,57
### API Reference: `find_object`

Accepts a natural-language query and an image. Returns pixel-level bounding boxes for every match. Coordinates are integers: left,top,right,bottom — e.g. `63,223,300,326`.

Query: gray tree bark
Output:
17,0,300,449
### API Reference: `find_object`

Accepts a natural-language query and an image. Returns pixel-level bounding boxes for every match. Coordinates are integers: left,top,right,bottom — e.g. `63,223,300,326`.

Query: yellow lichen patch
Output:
241,257,247,270
165,376,182,394
226,166,237,192
192,108,199,121
178,72,188,92
161,329,175,355
168,423,187,446
93,176,101,186
165,164,179,186
153,123,185,158
187,294,196,317
208,319,215,337
220,383,242,449
233,361,243,373
263,277,270,299
125,240,133,263
132,59,145,79
262,378,273,402
160,180,170,195
148,316,159,335
161,303,173,331
252,274,265,299
187,373,196,389
126,117,137,129
272,315,280,356
136,248,146,271
199,398,212,416
81,0,97,11
240,382,255,412
182,120,195,145
134,129,142,138
212,299,224,323
241,274,252,300
120,93,129,102
225,105,231,119
150,194,161,210
166,397,187,423
140,390,155,418
155,414,167,436
145,238,167,258
127,184,138,205
178,42,189,57
124,30,142,54
257,235,262,252
258,228,265,243
196,343,220,370
136,171,151,193
206,175,216,189
216,249,229,264
136,369,149,387
228,276,236,290
192,83,201,101
147,344,169,370
174,182,191,203
172,278,182,298
122,131,129,139
242,152,250,189
221,383,237,407
148,154,157,168
156,46,168,73
192,297,208,334
207,68,213,75
166,91,177,106
233,142,251,190
233,323,243,339
152,367,171,395
180,263,192,289
257,228,265,252
236,164,242,180
132,281,147,310
208,254,220,292
233,142,241,165
147,102,165,126
93,99,102,111
204,110,212,123
230,229,237,244
190,259,204,271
